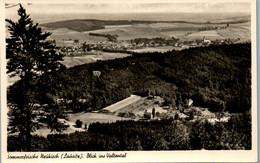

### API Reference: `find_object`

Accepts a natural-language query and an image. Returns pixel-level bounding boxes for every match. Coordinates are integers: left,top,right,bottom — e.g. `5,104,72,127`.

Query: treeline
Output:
198,25,228,31
89,33,118,42
8,111,251,151
102,48,133,54
130,37,180,46
54,43,251,113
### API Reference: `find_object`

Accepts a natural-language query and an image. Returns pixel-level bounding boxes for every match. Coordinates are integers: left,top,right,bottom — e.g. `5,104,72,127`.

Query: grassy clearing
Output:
101,94,168,117
112,96,167,116
161,31,189,39
47,28,107,45
188,30,220,37
186,30,224,40
46,22,250,43
34,112,131,137
61,52,131,68
217,23,250,39
68,112,130,126
85,24,169,40
102,95,142,112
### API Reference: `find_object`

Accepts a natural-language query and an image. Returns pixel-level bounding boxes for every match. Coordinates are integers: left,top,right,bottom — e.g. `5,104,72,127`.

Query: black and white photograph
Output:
1,0,258,162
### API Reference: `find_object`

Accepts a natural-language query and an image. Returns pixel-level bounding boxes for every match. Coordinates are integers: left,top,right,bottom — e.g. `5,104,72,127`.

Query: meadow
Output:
61,52,130,68
45,20,250,44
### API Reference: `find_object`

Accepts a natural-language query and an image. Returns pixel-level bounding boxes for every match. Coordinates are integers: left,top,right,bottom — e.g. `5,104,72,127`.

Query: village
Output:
53,36,243,56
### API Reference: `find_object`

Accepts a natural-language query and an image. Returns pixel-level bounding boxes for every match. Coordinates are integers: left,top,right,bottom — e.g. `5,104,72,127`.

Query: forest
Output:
53,43,251,113
8,43,252,151
8,111,251,151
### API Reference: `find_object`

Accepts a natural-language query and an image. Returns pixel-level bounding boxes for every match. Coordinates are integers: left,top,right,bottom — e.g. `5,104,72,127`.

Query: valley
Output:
6,9,252,151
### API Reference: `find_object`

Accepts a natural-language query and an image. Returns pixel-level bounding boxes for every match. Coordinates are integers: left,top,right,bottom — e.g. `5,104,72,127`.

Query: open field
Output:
148,23,183,28
102,95,142,112
40,14,250,32
160,22,250,40
44,20,250,44
47,24,169,44
112,96,167,116
217,22,251,39
47,28,107,45
188,30,220,37
34,112,131,137
95,22,249,41
61,52,131,68
104,24,133,28
85,24,170,41
68,112,130,125
102,95,167,116
186,30,224,40
153,23,212,32
160,31,189,39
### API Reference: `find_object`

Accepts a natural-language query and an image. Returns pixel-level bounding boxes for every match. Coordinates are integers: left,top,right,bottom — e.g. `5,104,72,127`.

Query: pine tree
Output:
6,4,67,151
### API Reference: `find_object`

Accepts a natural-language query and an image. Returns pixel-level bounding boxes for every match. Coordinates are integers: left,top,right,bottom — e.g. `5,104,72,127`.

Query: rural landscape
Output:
5,3,252,152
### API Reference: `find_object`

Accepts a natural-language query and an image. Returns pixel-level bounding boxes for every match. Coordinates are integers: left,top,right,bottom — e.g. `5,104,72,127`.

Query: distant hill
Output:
41,19,157,32
41,18,250,32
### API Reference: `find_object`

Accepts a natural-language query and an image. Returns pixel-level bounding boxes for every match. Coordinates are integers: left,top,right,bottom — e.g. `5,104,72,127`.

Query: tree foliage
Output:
6,4,67,151
75,119,83,128
8,113,251,151
55,43,251,113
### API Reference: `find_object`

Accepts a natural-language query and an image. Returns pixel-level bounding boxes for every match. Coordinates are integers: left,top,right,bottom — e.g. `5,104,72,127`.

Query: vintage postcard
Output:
1,0,257,162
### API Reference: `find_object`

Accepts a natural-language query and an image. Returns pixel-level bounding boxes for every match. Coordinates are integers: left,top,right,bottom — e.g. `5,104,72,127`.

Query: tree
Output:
6,4,67,151
152,108,155,119
75,119,83,128
144,110,151,119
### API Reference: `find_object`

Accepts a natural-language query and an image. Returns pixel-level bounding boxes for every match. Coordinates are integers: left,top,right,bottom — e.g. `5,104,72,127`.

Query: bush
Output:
118,112,136,118
174,113,179,120
75,119,83,128
144,112,151,119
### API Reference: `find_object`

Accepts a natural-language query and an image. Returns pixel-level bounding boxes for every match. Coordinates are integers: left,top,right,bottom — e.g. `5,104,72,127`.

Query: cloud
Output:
6,2,251,16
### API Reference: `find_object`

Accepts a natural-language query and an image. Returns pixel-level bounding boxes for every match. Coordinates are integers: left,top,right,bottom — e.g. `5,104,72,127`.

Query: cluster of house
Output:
56,46,83,56
180,37,245,48
52,36,246,56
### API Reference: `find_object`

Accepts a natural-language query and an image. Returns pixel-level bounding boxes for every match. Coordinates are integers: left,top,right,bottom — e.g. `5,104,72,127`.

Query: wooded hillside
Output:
56,43,251,113
7,43,252,151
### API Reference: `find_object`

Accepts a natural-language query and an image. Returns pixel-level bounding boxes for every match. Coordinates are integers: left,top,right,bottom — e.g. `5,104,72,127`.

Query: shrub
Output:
75,119,83,128
144,112,151,119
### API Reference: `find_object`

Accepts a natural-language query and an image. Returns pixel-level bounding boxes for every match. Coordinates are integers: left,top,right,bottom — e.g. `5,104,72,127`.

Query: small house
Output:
93,71,101,77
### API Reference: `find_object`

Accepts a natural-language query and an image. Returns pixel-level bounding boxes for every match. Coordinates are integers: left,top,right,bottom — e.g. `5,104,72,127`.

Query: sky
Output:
6,2,251,15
